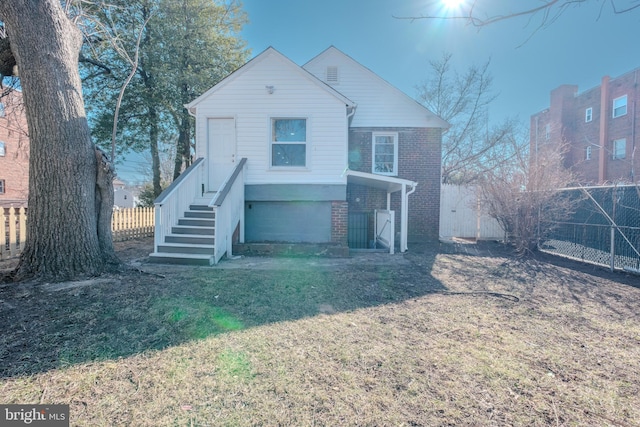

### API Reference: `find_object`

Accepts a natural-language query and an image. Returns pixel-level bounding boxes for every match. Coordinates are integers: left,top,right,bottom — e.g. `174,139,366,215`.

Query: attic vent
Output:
326,66,339,84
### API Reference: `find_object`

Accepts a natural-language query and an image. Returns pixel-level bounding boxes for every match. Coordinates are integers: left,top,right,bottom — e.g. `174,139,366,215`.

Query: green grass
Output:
1,240,639,426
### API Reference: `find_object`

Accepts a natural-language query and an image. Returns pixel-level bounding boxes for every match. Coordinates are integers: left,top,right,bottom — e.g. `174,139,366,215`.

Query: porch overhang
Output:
345,170,417,252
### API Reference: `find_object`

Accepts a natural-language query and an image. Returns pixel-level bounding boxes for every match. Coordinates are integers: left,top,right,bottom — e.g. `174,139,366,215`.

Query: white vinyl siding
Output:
191,49,348,185
304,47,448,129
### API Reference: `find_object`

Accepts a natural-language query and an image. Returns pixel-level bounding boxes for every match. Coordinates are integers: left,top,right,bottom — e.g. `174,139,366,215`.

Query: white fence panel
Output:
375,209,395,254
440,184,503,241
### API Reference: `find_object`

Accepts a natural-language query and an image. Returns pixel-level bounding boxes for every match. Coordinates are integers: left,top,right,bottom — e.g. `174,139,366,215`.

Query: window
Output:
585,107,592,123
0,141,5,156
545,123,551,140
271,118,307,167
613,138,626,159
0,103,5,117
613,95,627,118
0,179,4,194
585,145,592,161
326,66,338,84
372,132,398,175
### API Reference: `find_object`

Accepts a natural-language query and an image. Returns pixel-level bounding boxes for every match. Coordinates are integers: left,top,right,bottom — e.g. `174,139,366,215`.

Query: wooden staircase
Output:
148,204,216,265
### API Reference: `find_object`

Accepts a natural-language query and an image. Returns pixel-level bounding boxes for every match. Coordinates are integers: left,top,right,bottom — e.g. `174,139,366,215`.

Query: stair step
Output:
148,252,214,266
157,243,214,255
165,235,215,245
171,225,215,235
189,204,214,211
178,218,215,227
184,210,216,219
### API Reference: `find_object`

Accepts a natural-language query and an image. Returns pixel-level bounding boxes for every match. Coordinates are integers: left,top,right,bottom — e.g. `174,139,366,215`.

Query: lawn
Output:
1,238,639,426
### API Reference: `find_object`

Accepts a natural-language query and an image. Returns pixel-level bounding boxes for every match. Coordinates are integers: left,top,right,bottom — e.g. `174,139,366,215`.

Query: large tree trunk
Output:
0,0,119,282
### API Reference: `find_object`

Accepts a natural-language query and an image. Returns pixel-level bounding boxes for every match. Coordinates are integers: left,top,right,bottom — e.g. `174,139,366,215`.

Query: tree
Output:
81,0,249,195
479,136,577,254
0,0,118,281
398,1,640,29
416,53,517,184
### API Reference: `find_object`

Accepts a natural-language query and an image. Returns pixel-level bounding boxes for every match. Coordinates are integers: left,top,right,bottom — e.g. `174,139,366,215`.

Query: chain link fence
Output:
539,184,640,272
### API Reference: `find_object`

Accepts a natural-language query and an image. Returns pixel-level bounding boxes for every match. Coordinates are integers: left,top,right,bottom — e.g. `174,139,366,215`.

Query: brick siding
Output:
331,201,348,244
0,91,29,207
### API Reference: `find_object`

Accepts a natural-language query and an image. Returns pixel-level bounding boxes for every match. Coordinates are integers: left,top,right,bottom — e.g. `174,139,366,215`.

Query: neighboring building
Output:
150,46,448,264
113,178,134,209
530,67,640,184
0,90,29,207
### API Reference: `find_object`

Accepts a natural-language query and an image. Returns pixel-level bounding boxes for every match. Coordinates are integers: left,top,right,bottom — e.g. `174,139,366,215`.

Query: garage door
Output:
245,201,332,243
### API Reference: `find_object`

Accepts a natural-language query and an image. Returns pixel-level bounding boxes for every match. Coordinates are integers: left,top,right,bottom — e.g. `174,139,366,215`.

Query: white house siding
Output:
192,49,350,186
303,47,448,129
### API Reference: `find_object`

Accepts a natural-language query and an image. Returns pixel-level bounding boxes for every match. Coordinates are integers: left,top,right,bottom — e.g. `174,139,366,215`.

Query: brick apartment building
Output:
530,67,640,184
0,89,29,207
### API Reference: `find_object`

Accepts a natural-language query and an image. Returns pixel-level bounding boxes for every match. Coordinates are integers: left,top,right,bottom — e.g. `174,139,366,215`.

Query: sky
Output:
117,0,640,184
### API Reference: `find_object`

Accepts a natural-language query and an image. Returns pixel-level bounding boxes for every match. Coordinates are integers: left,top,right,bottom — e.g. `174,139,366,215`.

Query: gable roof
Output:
304,46,449,129
185,46,356,112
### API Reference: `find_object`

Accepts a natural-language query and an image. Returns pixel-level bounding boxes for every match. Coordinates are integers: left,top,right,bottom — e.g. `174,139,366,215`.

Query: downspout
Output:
401,182,417,252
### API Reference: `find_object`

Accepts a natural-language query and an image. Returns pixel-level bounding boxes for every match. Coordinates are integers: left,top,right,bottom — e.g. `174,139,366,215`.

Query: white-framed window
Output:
585,145,592,161
0,179,4,194
585,107,593,123
545,123,551,140
0,141,5,156
372,132,398,176
613,138,626,159
0,103,5,117
270,118,307,167
613,95,627,118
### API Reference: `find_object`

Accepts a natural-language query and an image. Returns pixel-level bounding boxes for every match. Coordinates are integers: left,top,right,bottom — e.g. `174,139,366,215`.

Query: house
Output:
0,89,29,208
530,67,640,184
150,46,448,265
113,178,135,209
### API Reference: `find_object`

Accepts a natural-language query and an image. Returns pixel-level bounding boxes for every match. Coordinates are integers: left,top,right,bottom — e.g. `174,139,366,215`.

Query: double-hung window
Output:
271,118,307,167
613,138,626,159
372,132,398,176
613,95,627,118
0,179,5,194
585,107,592,123
0,141,5,157
585,145,592,161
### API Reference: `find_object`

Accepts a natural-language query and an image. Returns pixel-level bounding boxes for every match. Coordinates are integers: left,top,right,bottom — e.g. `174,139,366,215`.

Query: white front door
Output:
207,118,236,191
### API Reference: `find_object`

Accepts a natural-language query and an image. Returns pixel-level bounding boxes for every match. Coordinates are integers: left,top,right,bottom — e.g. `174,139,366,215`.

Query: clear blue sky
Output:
117,0,640,184
241,0,640,123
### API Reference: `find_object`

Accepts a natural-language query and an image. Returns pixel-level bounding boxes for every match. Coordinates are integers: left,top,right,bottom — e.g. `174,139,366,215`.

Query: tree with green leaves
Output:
82,0,249,195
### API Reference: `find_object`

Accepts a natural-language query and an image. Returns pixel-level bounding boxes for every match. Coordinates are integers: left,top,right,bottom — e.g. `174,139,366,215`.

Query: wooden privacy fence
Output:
1,207,155,260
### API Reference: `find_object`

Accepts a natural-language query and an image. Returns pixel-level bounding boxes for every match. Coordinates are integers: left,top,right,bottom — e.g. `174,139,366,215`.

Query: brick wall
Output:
347,127,442,241
0,91,29,207
530,68,640,185
330,201,348,245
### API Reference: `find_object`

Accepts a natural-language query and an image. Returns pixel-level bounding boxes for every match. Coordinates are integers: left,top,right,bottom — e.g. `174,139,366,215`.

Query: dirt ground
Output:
1,238,639,426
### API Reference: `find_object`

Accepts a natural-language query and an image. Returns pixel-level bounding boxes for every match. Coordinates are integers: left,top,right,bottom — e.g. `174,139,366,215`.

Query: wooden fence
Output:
1,207,154,260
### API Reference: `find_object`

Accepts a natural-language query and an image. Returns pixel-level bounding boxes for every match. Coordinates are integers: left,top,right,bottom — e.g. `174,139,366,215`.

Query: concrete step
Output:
178,218,215,227
171,225,215,235
148,252,214,266
157,242,214,255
